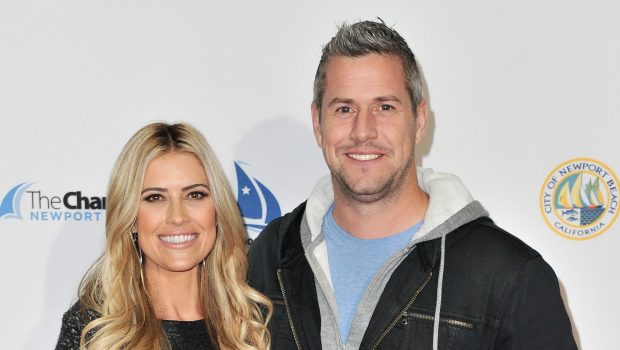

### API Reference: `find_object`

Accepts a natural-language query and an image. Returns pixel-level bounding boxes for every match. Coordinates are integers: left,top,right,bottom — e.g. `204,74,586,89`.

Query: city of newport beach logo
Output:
540,158,619,240
234,161,281,240
0,182,106,222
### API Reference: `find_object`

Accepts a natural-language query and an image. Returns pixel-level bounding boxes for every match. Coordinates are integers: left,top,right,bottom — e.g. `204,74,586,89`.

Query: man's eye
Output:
336,106,351,113
380,104,394,111
144,194,162,202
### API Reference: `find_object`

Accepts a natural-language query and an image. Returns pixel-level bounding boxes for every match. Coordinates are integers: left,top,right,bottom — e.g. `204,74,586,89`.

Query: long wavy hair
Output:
78,122,271,349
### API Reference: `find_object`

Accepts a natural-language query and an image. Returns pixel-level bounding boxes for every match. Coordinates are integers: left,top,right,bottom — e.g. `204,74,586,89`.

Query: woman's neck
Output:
144,264,205,321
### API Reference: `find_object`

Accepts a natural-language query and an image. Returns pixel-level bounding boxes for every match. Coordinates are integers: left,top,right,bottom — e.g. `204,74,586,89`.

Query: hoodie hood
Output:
304,167,488,247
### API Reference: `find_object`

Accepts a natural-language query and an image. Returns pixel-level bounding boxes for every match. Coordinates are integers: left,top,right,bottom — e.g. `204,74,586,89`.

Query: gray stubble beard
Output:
330,150,416,205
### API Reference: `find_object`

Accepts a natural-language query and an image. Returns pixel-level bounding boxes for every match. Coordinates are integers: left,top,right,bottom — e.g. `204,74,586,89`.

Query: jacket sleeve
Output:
247,218,282,295
248,201,306,296
494,256,578,350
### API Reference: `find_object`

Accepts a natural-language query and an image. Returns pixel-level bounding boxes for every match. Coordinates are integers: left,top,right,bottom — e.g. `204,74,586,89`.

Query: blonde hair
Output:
78,122,271,349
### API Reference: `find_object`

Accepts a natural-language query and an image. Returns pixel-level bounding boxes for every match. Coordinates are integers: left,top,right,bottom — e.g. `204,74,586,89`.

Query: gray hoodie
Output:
299,167,488,350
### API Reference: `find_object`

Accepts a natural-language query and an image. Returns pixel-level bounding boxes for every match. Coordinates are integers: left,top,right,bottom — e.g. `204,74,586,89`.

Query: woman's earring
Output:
131,230,146,289
131,231,143,265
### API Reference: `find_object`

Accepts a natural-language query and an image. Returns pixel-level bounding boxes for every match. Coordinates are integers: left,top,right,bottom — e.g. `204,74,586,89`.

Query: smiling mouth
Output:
348,153,381,161
158,234,198,244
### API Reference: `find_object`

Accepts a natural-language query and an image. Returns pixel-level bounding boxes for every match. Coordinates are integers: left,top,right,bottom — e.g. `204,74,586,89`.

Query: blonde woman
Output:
55,122,271,350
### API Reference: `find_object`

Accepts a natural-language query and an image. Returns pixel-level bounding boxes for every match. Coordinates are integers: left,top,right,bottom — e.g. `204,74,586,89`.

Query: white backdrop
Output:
1,1,618,349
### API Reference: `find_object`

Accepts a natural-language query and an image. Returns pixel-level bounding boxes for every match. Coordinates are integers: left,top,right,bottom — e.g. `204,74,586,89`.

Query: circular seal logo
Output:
540,158,619,240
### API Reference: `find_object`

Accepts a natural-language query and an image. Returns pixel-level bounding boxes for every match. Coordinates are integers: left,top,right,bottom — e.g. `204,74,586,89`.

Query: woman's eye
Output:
144,194,162,202
188,191,207,200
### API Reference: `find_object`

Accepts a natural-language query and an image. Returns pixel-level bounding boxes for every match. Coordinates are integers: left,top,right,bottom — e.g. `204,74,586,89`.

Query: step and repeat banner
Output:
1,1,617,349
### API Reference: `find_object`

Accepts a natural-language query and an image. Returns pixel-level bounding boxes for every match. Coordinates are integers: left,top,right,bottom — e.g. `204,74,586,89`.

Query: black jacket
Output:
248,202,578,349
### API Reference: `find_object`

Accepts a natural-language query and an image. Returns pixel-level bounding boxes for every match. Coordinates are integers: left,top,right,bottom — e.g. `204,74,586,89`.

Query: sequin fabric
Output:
55,302,215,349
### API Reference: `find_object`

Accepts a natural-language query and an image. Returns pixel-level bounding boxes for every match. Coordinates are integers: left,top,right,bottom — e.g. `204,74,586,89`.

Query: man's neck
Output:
332,181,429,240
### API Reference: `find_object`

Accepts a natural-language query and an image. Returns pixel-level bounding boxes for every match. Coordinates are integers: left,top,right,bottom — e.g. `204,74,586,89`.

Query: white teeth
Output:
348,154,380,161
159,234,197,244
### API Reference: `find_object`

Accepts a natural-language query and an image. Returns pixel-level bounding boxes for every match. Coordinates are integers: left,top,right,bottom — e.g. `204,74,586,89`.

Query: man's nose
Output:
350,108,378,143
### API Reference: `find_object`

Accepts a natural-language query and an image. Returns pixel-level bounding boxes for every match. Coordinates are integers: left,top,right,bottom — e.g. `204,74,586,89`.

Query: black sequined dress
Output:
55,303,215,349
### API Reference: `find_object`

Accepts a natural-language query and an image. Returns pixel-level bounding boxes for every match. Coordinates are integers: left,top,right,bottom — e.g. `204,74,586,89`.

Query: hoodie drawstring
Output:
432,233,446,350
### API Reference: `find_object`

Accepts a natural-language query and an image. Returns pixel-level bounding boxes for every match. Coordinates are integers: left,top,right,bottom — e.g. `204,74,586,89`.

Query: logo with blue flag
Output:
0,183,33,219
234,161,281,235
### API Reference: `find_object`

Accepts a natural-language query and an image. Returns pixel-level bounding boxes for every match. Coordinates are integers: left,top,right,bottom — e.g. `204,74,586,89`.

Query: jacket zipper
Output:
407,312,475,329
277,269,303,350
370,271,433,350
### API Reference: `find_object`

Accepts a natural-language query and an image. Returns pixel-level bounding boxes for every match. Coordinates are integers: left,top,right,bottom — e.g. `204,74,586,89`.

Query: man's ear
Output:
415,99,428,145
311,102,323,148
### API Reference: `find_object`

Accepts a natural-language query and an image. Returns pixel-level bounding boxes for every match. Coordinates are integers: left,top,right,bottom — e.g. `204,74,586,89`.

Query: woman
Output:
56,122,271,350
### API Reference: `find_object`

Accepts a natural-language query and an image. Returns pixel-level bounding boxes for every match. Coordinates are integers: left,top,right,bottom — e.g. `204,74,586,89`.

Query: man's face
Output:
312,54,427,203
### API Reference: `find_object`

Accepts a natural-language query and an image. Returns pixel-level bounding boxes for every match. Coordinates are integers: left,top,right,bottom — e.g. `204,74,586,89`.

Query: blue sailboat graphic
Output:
234,162,281,231
0,182,33,219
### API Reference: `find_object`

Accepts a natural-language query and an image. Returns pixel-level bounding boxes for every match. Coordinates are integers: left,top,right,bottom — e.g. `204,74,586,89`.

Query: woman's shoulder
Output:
64,301,101,325
55,302,101,350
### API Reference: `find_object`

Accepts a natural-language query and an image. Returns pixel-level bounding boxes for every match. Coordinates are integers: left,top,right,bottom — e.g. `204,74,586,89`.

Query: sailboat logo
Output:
540,158,618,240
555,173,605,225
234,161,281,236
0,183,33,219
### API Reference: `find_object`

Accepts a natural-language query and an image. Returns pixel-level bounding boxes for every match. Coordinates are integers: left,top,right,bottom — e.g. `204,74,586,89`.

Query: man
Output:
248,20,577,350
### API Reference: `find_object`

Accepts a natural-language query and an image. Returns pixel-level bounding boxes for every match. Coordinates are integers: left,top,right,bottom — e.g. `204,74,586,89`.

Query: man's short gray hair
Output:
313,19,424,115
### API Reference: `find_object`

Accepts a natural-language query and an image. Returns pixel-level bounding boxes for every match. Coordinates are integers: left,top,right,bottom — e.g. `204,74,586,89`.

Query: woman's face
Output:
136,151,217,275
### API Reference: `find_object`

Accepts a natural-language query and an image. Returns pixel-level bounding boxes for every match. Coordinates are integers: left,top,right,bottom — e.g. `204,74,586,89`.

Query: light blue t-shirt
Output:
323,205,423,344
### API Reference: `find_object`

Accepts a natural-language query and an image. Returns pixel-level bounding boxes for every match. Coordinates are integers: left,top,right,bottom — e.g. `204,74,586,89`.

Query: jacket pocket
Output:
375,311,484,349
406,311,475,330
